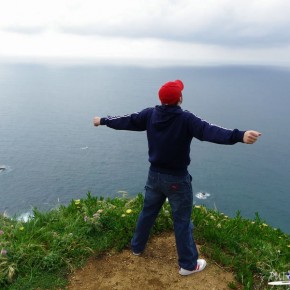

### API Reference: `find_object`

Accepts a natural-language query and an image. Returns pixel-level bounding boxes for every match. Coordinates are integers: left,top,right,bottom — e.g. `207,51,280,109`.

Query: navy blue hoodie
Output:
100,105,245,175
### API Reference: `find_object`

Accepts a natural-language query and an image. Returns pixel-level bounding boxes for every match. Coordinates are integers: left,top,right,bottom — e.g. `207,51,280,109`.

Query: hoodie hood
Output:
151,105,183,130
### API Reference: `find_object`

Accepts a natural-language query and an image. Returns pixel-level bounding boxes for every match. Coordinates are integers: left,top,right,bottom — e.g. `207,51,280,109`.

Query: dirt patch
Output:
68,232,241,290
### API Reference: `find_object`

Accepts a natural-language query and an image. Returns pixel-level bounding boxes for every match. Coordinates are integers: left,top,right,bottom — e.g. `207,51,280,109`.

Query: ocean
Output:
0,63,289,234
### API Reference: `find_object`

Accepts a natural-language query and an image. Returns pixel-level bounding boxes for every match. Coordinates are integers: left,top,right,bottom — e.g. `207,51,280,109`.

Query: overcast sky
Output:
1,0,290,66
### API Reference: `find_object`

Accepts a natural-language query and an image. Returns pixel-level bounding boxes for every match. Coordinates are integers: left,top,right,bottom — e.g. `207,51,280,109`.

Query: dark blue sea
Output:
0,63,289,234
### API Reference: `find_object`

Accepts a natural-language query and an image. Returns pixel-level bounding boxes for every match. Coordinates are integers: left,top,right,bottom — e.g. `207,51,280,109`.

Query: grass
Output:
192,206,290,289
0,192,289,290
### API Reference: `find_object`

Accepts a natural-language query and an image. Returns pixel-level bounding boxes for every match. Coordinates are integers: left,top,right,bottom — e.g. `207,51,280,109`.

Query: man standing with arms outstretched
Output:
93,80,261,276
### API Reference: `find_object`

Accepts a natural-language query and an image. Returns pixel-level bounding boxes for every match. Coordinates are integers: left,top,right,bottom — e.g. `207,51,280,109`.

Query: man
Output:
93,80,261,276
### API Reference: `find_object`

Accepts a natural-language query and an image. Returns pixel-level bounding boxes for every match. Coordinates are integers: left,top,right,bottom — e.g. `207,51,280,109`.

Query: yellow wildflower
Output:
126,209,132,214
74,199,81,205
121,214,126,217
93,213,100,219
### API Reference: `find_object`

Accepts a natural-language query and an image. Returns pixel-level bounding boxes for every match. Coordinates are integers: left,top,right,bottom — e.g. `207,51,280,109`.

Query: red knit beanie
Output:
158,80,184,105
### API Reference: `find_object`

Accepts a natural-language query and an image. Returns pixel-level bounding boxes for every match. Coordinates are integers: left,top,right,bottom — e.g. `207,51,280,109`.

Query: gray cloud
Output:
2,26,46,34
58,21,290,48
3,19,290,48
1,0,290,64
54,0,290,48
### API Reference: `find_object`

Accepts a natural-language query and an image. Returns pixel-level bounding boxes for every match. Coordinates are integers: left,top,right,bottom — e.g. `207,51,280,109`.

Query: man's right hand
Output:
93,117,101,127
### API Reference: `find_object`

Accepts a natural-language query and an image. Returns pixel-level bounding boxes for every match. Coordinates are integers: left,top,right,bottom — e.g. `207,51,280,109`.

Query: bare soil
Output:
68,232,241,290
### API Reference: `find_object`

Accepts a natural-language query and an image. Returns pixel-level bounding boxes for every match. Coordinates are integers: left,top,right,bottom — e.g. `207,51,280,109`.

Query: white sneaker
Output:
132,252,141,256
179,259,207,276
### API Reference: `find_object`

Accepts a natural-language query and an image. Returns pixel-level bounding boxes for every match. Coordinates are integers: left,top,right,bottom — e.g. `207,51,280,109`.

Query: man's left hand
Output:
243,130,261,144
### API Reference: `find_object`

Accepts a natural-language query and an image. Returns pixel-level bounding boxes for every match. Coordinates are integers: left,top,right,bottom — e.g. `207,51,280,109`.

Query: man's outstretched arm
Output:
93,114,145,131
93,108,152,131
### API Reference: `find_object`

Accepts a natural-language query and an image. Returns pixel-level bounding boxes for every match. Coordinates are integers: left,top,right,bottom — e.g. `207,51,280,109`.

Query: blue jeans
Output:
131,170,198,270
